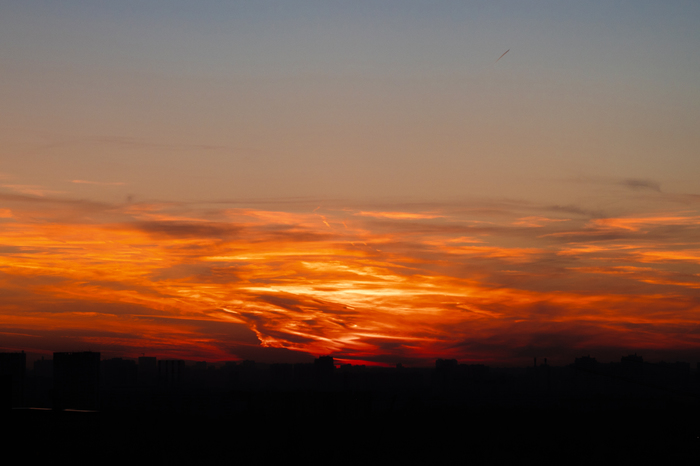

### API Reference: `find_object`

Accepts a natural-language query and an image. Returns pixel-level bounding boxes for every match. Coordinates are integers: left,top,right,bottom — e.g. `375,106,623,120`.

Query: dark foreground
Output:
5,400,700,465
4,354,700,464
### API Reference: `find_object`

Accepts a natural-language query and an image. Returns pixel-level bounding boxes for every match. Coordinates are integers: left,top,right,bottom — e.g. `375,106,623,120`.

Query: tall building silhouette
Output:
0,351,26,409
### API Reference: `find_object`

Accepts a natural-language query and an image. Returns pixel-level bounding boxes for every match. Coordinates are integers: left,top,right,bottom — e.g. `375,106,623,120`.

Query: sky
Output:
1,1,699,366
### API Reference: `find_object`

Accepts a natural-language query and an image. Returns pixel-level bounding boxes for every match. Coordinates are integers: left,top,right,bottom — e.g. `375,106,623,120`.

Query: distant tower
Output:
574,355,597,372
435,358,459,387
435,359,458,370
34,356,53,378
314,356,335,388
315,356,335,376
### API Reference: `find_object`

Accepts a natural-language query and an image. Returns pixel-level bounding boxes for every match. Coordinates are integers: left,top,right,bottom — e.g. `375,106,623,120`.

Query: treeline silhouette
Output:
2,351,699,464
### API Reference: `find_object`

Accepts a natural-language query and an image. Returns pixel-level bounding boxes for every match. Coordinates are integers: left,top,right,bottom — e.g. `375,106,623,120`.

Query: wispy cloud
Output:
621,178,661,192
591,214,700,231
70,180,125,186
1,184,63,197
355,211,444,220
512,216,570,227
565,176,664,195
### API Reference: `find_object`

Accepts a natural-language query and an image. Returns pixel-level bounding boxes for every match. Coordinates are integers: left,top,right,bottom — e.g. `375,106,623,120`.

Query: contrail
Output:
495,49,510,63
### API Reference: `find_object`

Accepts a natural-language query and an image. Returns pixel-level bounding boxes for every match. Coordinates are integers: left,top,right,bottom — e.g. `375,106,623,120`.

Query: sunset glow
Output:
2,2,699,366
1,192,698,365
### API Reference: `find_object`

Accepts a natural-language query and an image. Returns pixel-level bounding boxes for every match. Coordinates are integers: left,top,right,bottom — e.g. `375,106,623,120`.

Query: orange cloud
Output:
0,196,699,365
591,215,700,231
355,211,444,220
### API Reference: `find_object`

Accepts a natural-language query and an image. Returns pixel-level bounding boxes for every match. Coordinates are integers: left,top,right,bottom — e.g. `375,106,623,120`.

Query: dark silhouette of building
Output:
53,351,100,411
574,355,598,372
138,356,157,386
158,359,185,386
435,358,458,370
621,353,644,380
29,356,54,407
314,356,335,388
0,351,26,409
621,354,643,364
434,358,459,392
315,356,335,373
102,358,137,388
314,356,335,377
33,356,53,378
193,361,207,371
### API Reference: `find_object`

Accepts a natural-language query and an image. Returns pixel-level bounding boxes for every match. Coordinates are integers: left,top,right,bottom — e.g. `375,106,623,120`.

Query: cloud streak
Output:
621,178,662,192
70,180,125,186
1,184,63,197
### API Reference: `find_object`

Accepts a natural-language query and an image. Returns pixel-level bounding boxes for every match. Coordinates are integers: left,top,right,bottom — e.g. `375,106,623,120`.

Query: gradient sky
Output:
1,1,699,366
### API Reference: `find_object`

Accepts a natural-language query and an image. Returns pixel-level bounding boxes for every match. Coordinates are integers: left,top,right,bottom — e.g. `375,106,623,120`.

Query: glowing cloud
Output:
0,194,699,365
